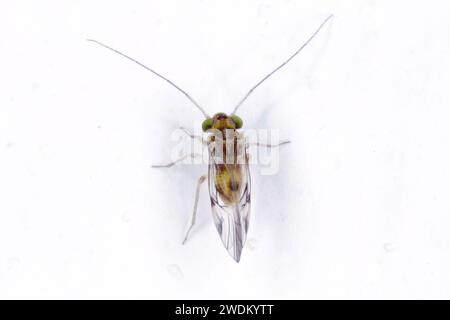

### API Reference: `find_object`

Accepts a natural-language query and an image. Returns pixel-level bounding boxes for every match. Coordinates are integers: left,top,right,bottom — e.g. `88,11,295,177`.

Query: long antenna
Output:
87,39,210,119
231,14,334,115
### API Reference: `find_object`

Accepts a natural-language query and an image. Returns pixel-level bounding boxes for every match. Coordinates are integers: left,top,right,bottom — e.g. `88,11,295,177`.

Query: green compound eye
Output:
202,118,214,132
230,115,243,129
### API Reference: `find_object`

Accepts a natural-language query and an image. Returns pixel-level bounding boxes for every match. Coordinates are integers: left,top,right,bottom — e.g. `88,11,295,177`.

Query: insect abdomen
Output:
215,164,243,205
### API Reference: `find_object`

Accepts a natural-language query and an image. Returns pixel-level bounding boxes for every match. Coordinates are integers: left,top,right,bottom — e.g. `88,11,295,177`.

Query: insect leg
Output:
182,174,207,245
247,140,291,148
179,126,207,145
151,153,200,168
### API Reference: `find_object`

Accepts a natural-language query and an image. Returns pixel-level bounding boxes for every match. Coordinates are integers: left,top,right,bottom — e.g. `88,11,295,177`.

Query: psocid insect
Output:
88,15,333,262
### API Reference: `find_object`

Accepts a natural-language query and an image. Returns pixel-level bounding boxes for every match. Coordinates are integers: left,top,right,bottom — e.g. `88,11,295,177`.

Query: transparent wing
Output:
208,138,251,262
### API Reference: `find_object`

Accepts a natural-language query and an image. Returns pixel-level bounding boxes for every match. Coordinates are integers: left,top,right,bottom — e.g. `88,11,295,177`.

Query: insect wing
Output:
208,138,251,262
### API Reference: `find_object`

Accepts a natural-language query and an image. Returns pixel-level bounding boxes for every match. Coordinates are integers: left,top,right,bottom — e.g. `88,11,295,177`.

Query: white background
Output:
1,0,450,299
